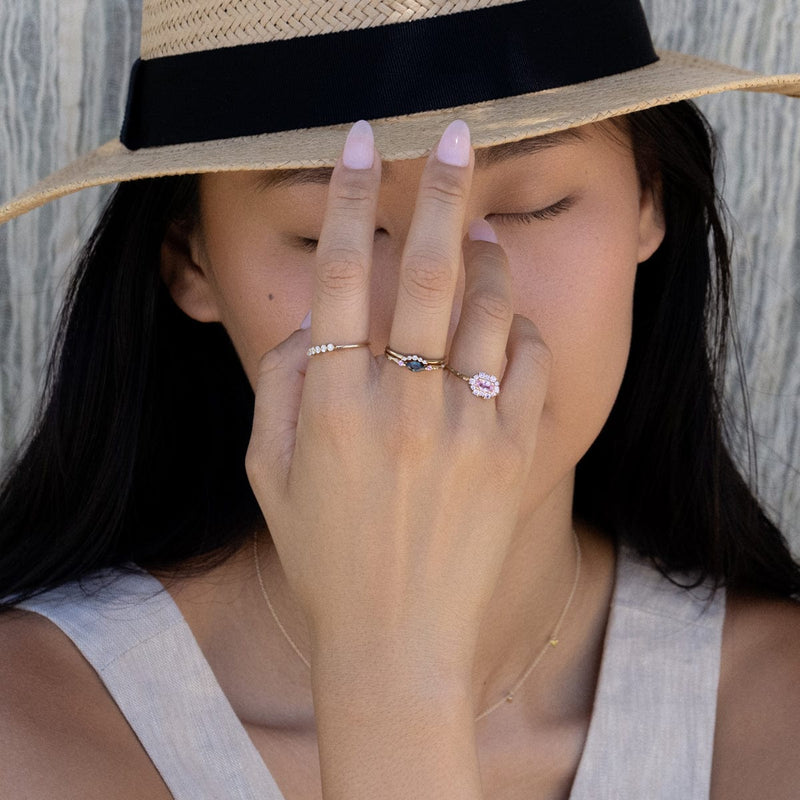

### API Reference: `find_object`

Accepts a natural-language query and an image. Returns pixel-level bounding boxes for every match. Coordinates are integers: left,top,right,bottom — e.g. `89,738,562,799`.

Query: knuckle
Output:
254,346,286,385
494,436,530,478
304,375,361,417
316,246,369,296
331,171,375,206
306,400,360,435
245,431,282,491
376,384,440,453
527,337,553,374
244,443,266,485
401,248,453,303
470,245,508,274
420,168,469,208
299,396,366,453
449,422,483,459
515,318,552,373
384,410,438,455
450,422,524,484
466,286,513,331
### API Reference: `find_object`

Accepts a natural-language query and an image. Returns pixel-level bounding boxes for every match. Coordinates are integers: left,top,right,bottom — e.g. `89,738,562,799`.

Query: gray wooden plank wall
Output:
1,1,798,550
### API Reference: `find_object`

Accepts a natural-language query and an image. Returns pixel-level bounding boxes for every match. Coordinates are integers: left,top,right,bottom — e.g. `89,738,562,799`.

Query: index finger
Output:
311,120,381,347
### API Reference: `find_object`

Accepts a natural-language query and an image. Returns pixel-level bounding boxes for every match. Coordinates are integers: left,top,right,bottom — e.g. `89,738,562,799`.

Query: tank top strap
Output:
569,546,725,799
18,569,285,800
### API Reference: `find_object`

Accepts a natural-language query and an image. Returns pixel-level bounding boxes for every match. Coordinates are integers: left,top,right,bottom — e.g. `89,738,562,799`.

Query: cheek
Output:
505,203,641,470
203,233,315,384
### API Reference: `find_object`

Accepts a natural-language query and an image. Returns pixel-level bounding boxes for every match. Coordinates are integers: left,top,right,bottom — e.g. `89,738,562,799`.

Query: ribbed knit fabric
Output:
18,546,724,799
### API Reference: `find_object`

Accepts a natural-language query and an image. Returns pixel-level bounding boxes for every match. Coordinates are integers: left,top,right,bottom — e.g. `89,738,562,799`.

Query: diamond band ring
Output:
307,342,370,357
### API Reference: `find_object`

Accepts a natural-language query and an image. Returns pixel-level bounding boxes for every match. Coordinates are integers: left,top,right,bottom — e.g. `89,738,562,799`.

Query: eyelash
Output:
491,196,575,224
295,197,574,251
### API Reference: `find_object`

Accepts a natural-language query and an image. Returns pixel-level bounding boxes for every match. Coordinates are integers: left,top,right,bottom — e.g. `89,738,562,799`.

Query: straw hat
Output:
1,0,799,224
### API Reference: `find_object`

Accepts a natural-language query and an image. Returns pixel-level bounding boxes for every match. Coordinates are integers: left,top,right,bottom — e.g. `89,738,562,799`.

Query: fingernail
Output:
468,219,498,243
342,120,374,169
300,311,312,329
436,120,471,167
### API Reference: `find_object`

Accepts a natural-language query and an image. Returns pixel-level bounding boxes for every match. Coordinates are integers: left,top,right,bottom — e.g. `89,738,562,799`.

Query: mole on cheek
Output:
268,293,274,300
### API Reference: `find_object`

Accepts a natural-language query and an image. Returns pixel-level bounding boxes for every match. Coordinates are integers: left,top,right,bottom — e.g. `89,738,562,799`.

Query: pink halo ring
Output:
468,372,500,399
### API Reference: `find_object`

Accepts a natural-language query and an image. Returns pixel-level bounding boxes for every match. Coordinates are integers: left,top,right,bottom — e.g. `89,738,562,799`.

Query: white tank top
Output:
18,546,725,799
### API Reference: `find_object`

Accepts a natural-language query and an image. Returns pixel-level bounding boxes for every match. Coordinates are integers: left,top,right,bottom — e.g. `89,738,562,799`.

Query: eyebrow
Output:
474,128,585,167
253,129,584,191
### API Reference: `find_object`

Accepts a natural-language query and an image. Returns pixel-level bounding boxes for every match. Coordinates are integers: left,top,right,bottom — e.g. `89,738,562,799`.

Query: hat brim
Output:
2,50,799,224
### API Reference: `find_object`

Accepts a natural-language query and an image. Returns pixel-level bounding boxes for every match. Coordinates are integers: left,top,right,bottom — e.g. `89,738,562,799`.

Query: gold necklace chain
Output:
253,529,581,722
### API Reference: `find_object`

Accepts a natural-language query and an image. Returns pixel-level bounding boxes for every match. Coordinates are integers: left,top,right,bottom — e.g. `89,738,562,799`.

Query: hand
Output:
247,119,552,675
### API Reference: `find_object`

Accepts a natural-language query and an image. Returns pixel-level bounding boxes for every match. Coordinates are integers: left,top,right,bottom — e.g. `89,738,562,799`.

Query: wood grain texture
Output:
0,0,798,548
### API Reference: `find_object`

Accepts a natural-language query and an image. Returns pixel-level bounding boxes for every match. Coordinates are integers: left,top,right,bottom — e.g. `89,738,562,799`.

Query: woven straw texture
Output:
141,0,522,58
1,50,798,224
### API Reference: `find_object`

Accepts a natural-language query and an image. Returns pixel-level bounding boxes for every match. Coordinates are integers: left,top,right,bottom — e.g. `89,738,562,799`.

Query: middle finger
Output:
388,120,474,359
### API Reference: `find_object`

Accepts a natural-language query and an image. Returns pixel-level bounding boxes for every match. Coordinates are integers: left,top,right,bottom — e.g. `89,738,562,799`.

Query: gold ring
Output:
384,346,447,372
307,342,370,356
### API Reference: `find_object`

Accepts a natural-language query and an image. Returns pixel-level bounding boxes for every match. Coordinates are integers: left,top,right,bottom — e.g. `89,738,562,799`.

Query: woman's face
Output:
163,122,664,506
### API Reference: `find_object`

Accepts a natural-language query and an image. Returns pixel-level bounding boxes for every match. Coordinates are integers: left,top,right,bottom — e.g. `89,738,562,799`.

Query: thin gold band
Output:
307,342,370,357
446,365,470,381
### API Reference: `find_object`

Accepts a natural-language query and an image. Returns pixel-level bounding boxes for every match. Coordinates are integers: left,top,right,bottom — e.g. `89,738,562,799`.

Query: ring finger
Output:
446,220,513,399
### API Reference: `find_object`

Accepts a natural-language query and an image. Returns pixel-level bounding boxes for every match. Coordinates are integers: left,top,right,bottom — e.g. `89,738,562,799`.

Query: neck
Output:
162,475,616,731
468,479,614,724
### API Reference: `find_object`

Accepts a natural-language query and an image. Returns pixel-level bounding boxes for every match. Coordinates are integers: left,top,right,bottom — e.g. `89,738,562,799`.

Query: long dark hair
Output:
575,103,800,595
0,174,263,603
1,100,798,608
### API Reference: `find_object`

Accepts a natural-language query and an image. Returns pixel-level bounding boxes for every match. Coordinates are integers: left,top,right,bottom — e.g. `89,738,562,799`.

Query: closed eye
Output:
294,199,573,252
297,237,318,252
489,196,575,224
295,226,389,253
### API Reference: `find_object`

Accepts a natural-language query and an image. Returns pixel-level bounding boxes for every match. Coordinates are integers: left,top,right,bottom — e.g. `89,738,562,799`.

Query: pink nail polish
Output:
468,219,498,243
436,120,471,167
300,311,312,329
342,120,374,169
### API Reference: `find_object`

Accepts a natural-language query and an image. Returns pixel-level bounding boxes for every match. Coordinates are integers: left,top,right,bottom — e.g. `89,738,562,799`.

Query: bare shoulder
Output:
712,591,800,799
0,609,170,799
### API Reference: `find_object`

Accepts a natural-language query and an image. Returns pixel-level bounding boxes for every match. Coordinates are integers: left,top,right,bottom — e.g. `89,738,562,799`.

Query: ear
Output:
160,221,222,323
637,177,666,264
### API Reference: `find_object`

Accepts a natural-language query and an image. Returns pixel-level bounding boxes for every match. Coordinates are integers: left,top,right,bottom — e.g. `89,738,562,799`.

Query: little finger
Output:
247,326,313,498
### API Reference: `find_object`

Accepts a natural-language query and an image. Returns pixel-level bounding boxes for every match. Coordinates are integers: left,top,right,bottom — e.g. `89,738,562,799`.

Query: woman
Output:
1,2,799,798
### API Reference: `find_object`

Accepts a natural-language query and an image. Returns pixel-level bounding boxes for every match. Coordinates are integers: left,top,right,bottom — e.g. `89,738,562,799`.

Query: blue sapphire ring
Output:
384,346,447,373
